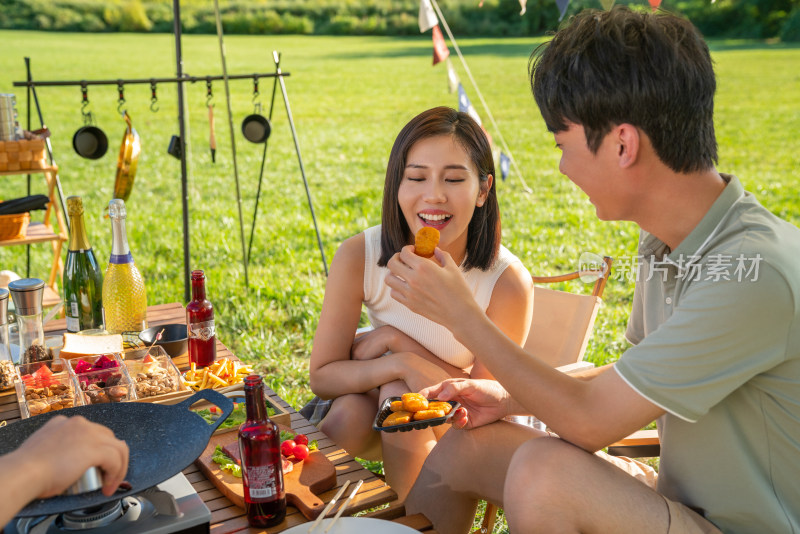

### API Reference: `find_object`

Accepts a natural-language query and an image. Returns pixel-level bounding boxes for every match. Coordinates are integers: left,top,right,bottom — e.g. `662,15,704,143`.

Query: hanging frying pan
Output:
0,389,233,517
112,111,141,201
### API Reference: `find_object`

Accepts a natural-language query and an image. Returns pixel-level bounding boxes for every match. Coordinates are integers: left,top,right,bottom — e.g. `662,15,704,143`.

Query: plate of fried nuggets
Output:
373,393,460,432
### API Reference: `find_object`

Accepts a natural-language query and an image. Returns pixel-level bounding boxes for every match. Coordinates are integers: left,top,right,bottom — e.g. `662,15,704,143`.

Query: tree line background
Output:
1,0,799,41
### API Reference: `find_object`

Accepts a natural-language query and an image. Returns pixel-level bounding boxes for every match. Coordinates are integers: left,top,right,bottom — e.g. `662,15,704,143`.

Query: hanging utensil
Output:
207,79,216,163
113,110,141,202
208,105,216,163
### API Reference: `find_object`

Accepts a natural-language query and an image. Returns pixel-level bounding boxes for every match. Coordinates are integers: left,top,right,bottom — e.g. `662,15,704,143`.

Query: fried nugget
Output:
414,227,440,258
382,410,413,427
401,392,429,412
390,400,404,412
427,401,453,415
413,408,446,421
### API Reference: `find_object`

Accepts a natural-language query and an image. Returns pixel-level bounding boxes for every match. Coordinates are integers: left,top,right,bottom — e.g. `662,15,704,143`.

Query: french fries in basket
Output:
182,357,254,390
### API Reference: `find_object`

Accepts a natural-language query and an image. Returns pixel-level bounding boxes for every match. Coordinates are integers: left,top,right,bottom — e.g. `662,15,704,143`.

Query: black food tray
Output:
373,396,460,433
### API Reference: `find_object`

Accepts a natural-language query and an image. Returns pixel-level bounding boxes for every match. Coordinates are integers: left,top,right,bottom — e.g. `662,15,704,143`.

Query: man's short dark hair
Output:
379,106,500,270
530,6,718,173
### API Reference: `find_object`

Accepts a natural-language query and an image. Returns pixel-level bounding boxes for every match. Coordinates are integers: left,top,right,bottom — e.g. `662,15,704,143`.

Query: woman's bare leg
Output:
404,420,544,534
318,391,382,460
379,379,441,501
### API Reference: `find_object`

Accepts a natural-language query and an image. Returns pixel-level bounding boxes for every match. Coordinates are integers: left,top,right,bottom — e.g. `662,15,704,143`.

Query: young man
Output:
385,6,800,533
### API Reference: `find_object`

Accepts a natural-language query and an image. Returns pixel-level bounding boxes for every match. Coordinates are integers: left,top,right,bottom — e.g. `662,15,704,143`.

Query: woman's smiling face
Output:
398,134,489,264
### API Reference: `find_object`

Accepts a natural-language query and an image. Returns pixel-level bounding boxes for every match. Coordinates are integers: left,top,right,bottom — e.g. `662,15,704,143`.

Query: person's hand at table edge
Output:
0,415,129,525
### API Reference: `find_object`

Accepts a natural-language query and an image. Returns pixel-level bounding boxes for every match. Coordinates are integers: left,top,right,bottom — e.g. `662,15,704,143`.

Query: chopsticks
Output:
307,480,350,533
307,479,363,533
324,479,364,533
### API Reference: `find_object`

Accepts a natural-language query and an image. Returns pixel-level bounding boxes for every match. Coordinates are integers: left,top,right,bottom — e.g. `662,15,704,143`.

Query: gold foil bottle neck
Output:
66,196,84,217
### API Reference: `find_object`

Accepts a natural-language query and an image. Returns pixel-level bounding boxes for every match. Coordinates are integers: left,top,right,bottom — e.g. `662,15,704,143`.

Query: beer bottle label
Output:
247,465,278,499
189,319,215,341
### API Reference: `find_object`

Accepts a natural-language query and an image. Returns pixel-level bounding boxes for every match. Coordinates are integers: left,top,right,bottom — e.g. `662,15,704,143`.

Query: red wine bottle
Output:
239,375,286,527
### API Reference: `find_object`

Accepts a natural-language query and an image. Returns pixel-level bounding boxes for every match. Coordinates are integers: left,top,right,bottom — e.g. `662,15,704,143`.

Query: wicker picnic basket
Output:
0,139,48,172
0,211,30,241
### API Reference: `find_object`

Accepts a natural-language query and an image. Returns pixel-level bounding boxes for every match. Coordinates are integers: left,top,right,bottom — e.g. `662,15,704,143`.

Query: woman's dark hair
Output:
379,106,500,271
529,6,717,173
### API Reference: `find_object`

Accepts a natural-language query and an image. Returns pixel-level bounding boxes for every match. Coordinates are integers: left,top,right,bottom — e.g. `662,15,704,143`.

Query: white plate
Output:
281,517,419,534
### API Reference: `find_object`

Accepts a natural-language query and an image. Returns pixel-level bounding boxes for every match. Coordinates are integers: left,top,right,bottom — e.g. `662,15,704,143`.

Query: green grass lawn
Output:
1,30,799,531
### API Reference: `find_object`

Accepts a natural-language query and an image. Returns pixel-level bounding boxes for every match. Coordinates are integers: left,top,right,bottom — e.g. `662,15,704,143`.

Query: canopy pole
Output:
173,0,192,302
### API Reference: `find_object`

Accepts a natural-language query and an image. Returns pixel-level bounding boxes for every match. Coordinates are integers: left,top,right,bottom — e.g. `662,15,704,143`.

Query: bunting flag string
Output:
519,0,528,15
556,0,570,20
446,58,459,93
432,25,450,65
419,0,438,32
500,152,511,181
457,83,481,125
427,0,532,193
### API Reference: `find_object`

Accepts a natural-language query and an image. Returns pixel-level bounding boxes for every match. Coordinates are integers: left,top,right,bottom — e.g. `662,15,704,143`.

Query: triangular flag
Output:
432,25,450,66
446,58,459,94
419,0,438,33
599,0,615,10
457,83,482,126
519,0,527,14
648,0,661,10
556,0,570,20
479,0,485,6
500,152,511,181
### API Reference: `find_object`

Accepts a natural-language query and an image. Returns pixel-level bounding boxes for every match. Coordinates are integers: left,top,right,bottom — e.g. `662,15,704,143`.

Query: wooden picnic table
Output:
0,302,439,533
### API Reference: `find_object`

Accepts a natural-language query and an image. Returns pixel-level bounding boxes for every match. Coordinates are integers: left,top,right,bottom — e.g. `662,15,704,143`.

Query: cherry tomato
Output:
281,440,296,457
293,434,309,446
292,444,309,461
209,406,217,414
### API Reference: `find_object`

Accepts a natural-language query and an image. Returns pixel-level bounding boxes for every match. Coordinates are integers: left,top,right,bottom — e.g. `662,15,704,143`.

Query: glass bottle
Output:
186,270,216,368
102,199,147,334
0,288,10,361
63,196,104,333
8,278,47,364
238,375,286,528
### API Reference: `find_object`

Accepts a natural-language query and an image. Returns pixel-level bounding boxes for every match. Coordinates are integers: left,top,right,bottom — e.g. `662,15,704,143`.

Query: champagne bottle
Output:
63,196,103,333
102,199,147,334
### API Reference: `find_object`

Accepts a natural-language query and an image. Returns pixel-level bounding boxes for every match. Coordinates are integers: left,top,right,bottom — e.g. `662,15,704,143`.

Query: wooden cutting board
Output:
195,428,337,520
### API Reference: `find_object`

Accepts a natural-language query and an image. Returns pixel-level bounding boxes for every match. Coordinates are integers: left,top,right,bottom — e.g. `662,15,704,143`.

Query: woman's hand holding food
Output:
385,246,482,331
420,378,511,429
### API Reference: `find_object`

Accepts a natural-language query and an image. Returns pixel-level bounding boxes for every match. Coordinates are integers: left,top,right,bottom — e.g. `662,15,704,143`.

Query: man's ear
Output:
616,124,640,169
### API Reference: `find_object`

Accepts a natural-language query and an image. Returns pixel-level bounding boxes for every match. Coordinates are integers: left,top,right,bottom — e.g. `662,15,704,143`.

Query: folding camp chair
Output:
475,256,613,534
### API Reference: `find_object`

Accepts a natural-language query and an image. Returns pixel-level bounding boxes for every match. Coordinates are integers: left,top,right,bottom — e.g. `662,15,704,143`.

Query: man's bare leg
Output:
405,421,545,534
504,437,671,534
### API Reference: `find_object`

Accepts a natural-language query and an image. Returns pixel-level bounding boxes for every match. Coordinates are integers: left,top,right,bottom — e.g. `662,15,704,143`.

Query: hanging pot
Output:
113,111,141,201
72,112,108,160
0,389,233,517
241,105,271,144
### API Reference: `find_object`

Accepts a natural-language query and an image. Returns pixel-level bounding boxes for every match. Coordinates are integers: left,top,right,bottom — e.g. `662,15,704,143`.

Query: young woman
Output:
308,106,533,500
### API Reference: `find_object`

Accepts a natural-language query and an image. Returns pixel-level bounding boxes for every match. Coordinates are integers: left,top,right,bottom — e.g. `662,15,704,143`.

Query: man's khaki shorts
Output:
599,452,722,534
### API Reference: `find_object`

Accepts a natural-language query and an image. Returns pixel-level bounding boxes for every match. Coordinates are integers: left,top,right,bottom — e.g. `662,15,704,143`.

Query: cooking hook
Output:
117,81,126,115
150,80,159,113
